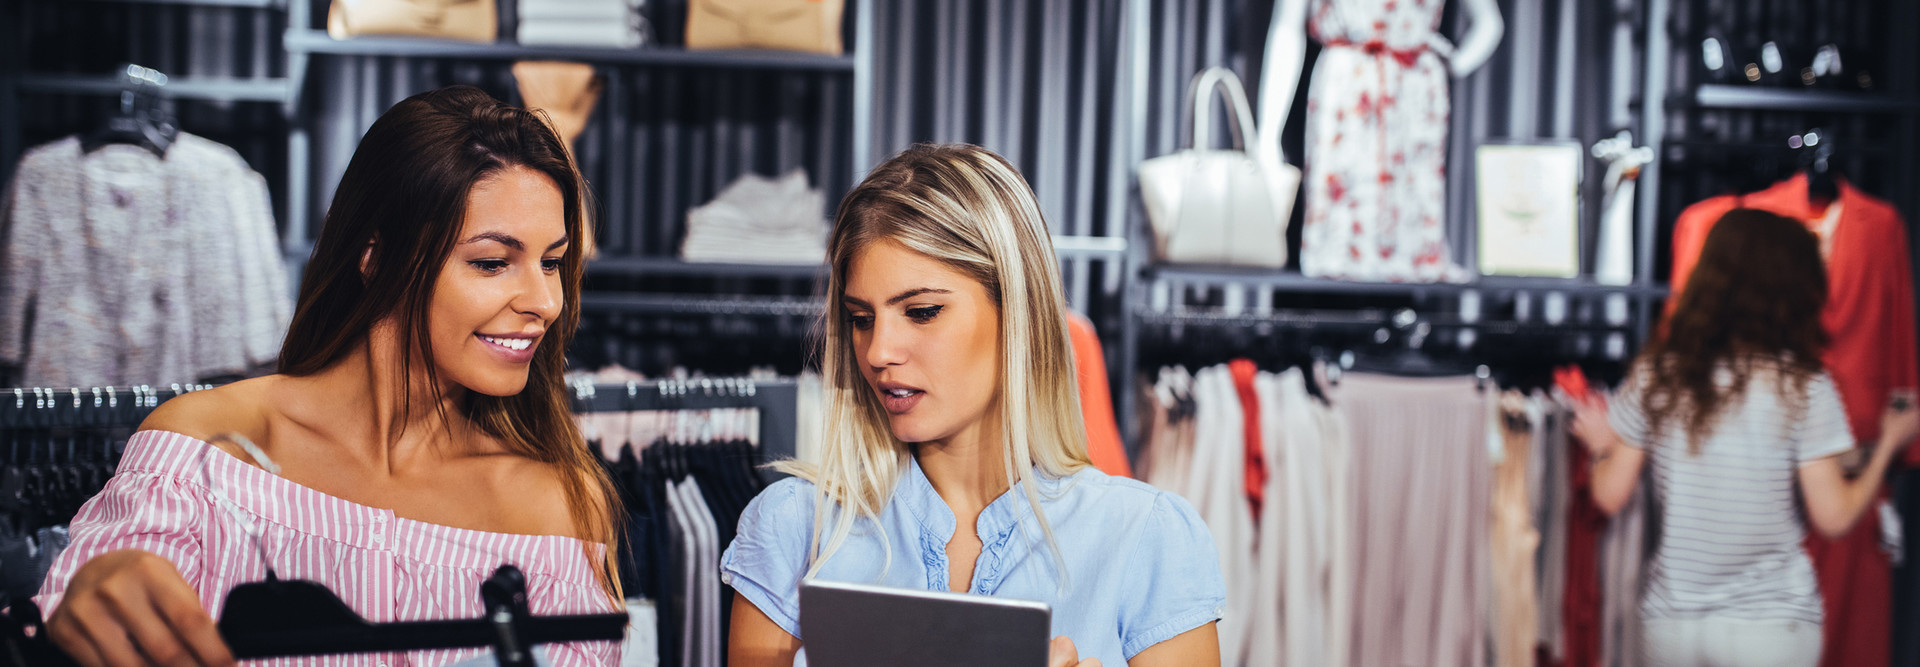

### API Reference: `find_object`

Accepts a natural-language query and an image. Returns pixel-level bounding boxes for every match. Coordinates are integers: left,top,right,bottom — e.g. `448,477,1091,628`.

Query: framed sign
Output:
1475,141,1583,278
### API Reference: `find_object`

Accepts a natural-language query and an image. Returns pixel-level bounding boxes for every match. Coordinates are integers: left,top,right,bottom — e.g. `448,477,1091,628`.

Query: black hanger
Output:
729,441,763,499
216,564,627,663
0,600,80,667
711,443,756,525
1797,128,1838,206
1347,346,1476,378
79,65,178,158
1345,310,1477,380
667,441,690,482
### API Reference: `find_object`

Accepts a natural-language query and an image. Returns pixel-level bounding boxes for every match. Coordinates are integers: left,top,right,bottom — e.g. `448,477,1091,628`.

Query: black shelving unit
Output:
283,30,856,72
1144,265,1671,300
1642,0,1920,267
578,293,825,317
82,0,283,6
15,74,291,102
586,256,826,280
1686,84,1920,114
267,0,891,381
275,0,880,267
568,377,801,476
1108,0,1686,452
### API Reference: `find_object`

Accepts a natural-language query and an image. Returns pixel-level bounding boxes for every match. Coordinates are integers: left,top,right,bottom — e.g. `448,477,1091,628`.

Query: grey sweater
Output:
0,134,291,388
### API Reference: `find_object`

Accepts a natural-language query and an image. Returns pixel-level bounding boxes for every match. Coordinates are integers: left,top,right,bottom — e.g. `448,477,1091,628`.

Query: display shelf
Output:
16,74,290,103
587,256,824,279
1683,84,1920,114
1051,235,1128,257
588,236,1124,279
568,377,799,473
57,0,282,7
579,292,823,316
284,30,856,72
1142,265,1671,299
1136,306,1642,335
1471,275,1671,298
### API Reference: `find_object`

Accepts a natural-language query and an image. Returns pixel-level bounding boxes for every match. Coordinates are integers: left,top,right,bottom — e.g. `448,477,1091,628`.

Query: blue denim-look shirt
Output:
720,457,1226,665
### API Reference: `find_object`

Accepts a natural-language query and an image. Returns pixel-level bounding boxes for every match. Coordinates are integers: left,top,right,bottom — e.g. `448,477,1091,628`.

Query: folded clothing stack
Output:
681,170,829,265
517,0,645,48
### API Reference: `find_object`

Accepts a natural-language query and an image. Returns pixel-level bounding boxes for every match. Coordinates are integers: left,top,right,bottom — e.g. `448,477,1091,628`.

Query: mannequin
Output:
1260,0,1502,282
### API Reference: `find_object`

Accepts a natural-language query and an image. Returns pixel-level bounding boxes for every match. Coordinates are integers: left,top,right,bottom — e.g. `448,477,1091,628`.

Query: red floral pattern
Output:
1301,0,1459,282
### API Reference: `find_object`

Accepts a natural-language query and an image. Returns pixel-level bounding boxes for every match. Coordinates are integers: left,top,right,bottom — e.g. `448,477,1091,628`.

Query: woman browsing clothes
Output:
37,86,624,666
1573,209,1920,667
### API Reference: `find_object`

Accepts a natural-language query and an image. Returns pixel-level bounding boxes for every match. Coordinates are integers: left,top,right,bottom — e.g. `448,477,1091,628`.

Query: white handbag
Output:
1137,67,1300,268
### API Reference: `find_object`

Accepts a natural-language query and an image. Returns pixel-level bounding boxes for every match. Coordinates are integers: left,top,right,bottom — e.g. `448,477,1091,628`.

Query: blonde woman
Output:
723,144,1225,667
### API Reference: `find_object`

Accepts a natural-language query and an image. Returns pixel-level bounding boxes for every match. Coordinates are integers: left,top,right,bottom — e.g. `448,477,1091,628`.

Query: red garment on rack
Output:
1067,313,1131,478
1563,436,1604,667
1669,174,1913,667
1228,359,1267,522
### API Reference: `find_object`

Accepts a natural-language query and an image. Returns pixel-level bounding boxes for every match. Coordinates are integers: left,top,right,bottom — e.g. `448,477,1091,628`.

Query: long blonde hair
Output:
774,143,1092,581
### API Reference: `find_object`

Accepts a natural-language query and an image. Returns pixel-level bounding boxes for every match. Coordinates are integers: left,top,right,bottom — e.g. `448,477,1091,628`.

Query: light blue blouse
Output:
720,457,1226,665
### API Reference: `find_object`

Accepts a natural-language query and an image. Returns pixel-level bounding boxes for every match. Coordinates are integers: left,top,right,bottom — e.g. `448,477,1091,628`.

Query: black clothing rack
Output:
0,378,799,448
0,384,208,430
0,378,800,666
1135,305,1631,393
0,377,800,533
570,377,795,667
567,377,800,472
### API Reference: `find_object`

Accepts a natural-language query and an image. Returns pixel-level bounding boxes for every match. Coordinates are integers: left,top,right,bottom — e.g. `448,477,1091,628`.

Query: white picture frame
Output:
1475,141,1584,278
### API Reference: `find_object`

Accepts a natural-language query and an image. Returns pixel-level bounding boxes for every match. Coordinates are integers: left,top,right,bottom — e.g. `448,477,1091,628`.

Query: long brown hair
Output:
1639,208,1830,454
279,85,622,602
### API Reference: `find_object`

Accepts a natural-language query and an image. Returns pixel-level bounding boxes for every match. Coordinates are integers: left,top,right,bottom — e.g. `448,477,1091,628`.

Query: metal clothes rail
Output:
568,377,799,469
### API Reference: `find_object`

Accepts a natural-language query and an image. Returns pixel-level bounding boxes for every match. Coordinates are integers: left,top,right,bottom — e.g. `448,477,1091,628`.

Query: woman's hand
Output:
1049,636,1102,667
46,550,234,667
1569,393,1648,517
1569,395,1620,459
1880,397,1920,453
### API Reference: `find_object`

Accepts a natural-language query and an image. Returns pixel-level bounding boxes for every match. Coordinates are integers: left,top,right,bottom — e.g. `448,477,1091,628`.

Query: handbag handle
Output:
1183,67,1261,154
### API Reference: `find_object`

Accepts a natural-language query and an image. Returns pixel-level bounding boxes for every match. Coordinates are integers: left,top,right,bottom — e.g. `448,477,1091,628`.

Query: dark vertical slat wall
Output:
1440,0,1632,279
865,0,1140,323
5,0,1917,412
869,0,1131,238
303,61,852,260
9,0,1915,264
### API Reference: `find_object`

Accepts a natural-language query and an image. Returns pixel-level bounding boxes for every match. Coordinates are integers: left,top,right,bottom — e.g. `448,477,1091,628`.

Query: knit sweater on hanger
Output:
0,134,291,388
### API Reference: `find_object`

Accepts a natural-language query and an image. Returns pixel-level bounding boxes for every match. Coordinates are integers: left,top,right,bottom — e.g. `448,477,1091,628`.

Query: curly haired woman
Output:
1574,209,1919,667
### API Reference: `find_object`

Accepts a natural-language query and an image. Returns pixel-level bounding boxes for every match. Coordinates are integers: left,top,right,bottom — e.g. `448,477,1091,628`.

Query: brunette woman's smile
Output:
476,330,542,364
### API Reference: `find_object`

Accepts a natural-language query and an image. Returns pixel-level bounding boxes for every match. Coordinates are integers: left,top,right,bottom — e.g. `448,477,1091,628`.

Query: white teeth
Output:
888,389,914,398
483,336,532,351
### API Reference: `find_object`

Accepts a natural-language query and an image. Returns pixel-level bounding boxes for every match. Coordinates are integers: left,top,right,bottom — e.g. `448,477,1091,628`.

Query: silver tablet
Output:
799,579,1051,667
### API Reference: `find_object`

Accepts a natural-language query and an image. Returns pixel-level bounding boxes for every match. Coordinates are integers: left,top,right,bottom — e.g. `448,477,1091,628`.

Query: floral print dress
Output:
1300,0,1463,282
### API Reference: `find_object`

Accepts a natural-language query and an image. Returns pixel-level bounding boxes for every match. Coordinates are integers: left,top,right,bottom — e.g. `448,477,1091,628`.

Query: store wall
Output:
6,0,1918,371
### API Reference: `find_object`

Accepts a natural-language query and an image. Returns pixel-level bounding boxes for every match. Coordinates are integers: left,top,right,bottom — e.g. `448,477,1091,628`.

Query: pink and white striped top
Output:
36,430,622,666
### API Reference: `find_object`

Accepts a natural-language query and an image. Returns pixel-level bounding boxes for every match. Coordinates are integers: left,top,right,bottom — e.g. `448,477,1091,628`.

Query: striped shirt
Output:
1610,364,1855,624
36,430,621,666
